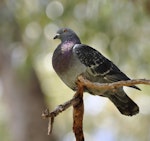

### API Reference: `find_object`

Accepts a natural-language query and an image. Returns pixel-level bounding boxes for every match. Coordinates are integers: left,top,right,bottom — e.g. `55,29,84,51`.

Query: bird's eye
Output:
63,29,67,32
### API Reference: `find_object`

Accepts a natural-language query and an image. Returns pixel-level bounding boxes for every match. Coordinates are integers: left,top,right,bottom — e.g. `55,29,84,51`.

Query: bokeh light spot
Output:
25,22,42,40
46,1,64,20
44,23,58,39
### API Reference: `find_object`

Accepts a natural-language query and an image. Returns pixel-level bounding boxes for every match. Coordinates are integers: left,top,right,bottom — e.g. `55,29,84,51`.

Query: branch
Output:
42,76,150,139
73,78,84,141
77,76,150,91
42,96,80,135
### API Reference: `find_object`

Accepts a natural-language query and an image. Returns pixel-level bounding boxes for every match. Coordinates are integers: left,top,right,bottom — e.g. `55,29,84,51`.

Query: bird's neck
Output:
61,41,75,53
62,35,81,44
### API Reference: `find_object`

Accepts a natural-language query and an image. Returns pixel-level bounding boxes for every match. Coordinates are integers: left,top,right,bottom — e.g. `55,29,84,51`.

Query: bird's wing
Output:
73,44,131,82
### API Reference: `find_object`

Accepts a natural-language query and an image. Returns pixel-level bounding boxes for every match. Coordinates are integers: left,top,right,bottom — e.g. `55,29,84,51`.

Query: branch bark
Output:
73,78,84,141
77,76,150,90
42,76,150,140
42,97,81,135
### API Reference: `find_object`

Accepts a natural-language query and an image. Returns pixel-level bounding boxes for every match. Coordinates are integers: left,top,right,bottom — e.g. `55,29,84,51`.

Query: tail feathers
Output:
107,91,139,116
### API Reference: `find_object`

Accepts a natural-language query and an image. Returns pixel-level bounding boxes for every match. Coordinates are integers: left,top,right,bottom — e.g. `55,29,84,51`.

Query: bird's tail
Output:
106,89,139,116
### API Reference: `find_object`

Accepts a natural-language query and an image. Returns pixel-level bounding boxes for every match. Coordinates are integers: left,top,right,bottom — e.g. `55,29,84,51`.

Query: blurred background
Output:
0,0,150,141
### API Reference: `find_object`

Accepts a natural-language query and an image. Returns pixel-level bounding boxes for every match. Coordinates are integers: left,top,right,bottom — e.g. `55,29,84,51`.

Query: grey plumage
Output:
52,27,140,116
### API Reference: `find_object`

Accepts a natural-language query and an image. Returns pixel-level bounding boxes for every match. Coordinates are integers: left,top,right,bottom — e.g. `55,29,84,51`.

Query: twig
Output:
42,76,150,140
42,96,81,134
48,117,54,135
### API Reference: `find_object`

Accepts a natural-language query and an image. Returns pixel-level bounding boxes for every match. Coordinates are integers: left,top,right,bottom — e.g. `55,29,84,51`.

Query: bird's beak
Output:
53,33,60,39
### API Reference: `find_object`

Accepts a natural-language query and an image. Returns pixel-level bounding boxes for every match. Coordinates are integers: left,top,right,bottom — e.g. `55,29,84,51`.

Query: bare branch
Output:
42,76,150,139
73,79,84,141
78,76,150,91
42,97,81,135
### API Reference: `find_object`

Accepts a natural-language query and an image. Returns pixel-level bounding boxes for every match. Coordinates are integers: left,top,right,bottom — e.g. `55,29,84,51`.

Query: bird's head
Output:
53,28,81,43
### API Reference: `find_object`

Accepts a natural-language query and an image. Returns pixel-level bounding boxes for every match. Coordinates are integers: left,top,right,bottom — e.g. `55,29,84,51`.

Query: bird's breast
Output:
52,46,86,90
52,43,75,73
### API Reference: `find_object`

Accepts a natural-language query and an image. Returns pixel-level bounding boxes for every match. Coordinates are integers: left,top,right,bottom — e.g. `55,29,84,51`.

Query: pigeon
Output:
52,28,140,116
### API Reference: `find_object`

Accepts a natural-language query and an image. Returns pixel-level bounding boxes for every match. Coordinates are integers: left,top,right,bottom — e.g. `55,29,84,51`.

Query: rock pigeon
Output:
52,28,140,116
